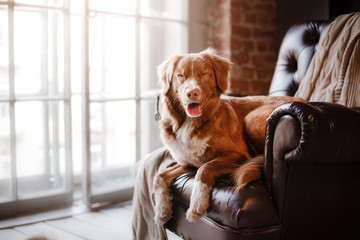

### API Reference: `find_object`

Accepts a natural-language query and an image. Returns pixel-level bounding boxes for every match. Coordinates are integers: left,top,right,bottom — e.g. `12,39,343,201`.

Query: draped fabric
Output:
296,12,360,107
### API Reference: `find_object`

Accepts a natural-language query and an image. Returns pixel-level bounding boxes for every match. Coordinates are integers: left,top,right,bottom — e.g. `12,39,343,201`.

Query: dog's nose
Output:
186,88,200,101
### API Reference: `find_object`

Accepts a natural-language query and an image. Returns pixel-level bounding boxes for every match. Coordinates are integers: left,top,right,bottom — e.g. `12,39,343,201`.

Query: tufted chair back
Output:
269,21,330,96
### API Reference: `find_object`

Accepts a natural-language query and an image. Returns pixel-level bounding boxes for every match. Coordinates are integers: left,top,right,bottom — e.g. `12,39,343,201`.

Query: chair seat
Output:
170,171,281,230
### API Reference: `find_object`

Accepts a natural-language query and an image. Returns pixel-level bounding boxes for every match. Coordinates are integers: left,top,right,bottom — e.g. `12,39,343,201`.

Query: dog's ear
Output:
157,55,183,94
201,48,232,93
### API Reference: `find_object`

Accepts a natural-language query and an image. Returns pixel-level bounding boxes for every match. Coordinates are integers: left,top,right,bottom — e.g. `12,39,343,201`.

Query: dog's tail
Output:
232,155,264,189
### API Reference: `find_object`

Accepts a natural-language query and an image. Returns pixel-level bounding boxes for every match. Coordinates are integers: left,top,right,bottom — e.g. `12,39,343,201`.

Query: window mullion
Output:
42,9,50,177
81,0,91,207
63,0,72,191
135,0,141,162
100,16,107,168
8,0,17,201
51,9,61,188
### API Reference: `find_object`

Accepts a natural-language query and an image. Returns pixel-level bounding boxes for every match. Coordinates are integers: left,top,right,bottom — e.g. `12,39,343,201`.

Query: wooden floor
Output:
0,201,180,240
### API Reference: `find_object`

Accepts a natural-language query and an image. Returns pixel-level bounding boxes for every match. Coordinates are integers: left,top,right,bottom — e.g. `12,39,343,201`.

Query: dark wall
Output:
277,0,360,50
277,0,329,49
330,0,360,18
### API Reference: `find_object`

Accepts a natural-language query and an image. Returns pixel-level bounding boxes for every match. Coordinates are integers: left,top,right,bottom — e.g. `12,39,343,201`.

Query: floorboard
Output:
0,201,181,240
0,229,28,240
15,222,83,240
73,211,131,236
46,218,120,240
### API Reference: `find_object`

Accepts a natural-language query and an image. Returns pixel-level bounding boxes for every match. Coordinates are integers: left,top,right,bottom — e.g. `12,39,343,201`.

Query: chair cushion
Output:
170,171,281,230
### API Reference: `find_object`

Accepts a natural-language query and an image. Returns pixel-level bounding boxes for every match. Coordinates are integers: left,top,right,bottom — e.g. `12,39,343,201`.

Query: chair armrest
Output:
266,101,360,166
262,101,360,237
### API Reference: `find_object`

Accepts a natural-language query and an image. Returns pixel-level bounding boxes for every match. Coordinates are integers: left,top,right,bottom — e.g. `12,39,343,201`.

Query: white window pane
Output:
49,101,67,176
0,103,11,202
48,11,65,96
89,101,136,194
0,7,9,97
16,101,67,198
140,20,187,92
70,0,81,15
14,11,42,95
71,95,82,174
90,101,136,169
14,9,65,96
16,101,45,177
70,15,81,94
89,0,135,15
140,0,187,20
15,0,64,7
89,15,135,98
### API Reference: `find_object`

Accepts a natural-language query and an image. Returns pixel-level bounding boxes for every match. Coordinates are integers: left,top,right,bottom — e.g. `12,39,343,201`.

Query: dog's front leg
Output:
153,163,188,225
185,176,212,222
186,155,239,222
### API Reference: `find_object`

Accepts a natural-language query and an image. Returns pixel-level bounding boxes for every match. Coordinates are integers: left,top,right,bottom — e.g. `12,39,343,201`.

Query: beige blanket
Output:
132,147,174,240
295,12,360,107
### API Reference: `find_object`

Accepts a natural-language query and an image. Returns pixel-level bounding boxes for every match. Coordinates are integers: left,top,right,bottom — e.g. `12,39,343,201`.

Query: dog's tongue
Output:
187,103,202,116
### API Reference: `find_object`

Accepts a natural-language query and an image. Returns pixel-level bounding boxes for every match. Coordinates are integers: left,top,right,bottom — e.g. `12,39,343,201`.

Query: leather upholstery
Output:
265,102,360,239
170,172,280,230
166,19,360,240
269,21,330,96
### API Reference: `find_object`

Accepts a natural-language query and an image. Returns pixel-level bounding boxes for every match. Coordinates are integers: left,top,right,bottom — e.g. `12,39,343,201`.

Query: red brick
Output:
251,55,268,66
230,39,245,51
231,10,245,23
216,24,232,36
231,0,250,10
231,39,254,52
252,28,276,39
233,66,255,79
232,51,250,64
228,80,250,95
245,13,257,25
232,25,251,39
256,68,275,80
256,41,267,52
254,2,276,14
249,81,271,95
208,0,277,95
245,41,255,51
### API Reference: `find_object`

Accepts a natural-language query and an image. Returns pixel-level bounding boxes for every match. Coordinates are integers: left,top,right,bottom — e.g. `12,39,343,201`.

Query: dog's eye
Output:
177,74,184,78
202,72,210,76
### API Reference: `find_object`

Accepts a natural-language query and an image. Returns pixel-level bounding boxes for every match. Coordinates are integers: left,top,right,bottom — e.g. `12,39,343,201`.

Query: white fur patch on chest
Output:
165,119,210,168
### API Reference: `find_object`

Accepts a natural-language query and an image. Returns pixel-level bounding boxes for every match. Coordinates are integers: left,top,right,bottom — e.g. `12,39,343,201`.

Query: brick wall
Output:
208,0,277,95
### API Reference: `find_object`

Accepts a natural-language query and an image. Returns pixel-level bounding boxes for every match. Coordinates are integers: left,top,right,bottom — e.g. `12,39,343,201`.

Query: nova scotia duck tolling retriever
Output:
152,48,304,224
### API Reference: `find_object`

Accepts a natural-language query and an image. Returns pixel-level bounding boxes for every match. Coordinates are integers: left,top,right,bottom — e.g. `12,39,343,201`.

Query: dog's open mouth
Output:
186,99,207,117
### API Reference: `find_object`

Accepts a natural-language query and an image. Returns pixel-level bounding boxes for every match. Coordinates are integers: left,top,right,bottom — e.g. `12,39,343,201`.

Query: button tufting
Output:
303,22,321,46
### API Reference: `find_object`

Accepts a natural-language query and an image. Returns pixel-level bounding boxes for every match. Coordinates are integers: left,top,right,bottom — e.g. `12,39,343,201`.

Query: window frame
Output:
0,0,73,219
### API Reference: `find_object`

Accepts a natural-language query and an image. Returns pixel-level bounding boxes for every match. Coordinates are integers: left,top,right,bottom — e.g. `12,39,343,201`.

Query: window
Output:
0,0,72,218
0,0,208,216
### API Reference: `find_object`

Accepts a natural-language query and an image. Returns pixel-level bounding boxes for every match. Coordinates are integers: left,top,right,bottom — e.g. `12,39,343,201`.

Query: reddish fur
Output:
154,48,305,222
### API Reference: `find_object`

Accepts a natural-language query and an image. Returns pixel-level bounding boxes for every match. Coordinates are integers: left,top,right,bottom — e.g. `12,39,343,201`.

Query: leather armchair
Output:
165,20,360,240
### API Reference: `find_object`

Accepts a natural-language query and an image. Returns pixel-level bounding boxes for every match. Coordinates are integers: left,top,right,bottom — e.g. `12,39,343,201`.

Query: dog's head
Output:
158,48,231,118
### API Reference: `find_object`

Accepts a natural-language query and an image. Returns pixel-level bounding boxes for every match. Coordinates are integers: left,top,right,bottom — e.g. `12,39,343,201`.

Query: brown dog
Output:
153,48,303,225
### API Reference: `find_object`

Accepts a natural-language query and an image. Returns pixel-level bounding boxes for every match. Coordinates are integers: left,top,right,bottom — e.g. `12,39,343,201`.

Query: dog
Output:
152,48,304,225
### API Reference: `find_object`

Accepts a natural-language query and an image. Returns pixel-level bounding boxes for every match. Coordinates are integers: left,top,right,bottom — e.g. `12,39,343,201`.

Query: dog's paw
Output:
153,175,173,225
154,201,172,225
185,207,206,222
185,180,211,222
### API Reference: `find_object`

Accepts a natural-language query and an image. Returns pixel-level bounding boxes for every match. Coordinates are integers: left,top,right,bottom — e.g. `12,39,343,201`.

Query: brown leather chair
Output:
165,20,360,240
